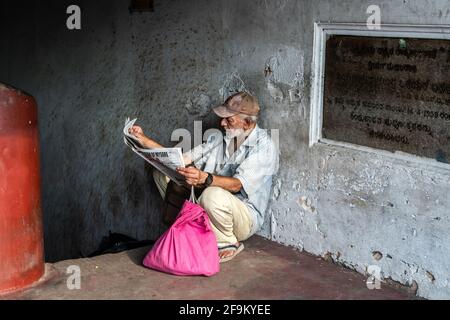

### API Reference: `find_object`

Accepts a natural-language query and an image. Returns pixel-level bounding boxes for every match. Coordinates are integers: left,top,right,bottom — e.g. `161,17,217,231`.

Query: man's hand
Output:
176,167,208,187
128,125,164,149
129,125,144,136
129,125,147,144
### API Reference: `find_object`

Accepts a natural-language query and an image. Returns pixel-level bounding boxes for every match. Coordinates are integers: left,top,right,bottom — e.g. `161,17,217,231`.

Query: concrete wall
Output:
1,0,449,299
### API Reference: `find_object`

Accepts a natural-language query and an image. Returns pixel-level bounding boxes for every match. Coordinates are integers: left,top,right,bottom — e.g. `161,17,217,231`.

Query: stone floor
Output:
2,236,415,300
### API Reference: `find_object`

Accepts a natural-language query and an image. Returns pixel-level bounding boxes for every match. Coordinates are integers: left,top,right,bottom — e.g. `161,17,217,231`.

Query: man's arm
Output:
130,125,212,167
139,136,164,149
176,167,242,193
206,175,242,193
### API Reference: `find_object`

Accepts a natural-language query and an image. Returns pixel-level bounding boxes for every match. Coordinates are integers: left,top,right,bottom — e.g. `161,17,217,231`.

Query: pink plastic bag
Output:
143,188,220,276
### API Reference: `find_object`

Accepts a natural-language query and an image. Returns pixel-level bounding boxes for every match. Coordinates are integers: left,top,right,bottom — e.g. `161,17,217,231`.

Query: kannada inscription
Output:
323,35,450,163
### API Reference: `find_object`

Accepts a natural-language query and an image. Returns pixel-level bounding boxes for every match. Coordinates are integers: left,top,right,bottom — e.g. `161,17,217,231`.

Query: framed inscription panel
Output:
322,34,450,164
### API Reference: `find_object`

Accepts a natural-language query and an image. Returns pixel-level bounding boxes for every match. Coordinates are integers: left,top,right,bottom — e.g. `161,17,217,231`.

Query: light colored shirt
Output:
184,124,279,236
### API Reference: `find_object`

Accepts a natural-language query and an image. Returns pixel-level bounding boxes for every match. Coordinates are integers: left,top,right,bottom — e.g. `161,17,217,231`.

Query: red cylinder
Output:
0,83,44,294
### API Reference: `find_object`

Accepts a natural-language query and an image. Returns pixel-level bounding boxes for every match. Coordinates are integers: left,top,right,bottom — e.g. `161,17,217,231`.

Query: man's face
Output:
220,115,246,138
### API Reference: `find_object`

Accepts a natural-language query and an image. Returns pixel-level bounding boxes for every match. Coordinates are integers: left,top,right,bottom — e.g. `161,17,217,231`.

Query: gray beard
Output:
225,128,245,139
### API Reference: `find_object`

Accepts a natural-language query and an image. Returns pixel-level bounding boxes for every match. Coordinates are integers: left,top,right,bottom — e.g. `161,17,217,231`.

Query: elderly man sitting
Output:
130,92,278,262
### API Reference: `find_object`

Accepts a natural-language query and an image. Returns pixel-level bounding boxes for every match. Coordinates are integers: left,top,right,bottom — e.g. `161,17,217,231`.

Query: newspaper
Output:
123,118,186,185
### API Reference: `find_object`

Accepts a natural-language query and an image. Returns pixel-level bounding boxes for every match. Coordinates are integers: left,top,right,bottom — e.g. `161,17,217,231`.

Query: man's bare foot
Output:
219,242,240,260
218,242,245,263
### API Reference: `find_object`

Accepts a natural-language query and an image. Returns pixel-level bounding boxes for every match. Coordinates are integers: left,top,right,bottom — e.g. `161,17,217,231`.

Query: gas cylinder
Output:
0,83,44,294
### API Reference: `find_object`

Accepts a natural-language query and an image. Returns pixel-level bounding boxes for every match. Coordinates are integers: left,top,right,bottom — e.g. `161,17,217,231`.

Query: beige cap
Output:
213,92,260,118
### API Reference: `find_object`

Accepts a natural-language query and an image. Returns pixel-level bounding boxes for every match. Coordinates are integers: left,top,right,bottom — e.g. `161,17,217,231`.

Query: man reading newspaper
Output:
129,92,278,263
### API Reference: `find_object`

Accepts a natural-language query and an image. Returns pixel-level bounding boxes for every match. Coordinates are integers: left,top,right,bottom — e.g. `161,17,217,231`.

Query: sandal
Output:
218,243,245,263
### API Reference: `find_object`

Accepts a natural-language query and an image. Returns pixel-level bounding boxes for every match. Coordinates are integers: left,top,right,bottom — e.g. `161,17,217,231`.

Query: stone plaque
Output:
323,35,450,164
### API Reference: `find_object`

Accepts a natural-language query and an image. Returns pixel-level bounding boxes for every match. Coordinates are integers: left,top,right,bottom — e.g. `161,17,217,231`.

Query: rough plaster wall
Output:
1,0,449,299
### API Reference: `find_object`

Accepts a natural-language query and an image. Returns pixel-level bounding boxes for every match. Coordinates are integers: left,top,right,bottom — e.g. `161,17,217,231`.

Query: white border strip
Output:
310,22,450,170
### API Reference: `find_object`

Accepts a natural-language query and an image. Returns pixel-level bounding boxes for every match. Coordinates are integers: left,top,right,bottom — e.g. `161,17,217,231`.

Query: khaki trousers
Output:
153,170,254,247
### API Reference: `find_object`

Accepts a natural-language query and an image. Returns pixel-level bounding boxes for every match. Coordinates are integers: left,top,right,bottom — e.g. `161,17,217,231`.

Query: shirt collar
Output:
241,124,260,148
223,124,260,148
